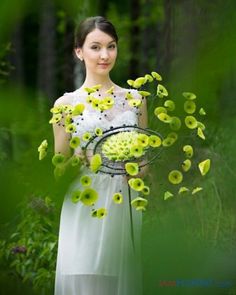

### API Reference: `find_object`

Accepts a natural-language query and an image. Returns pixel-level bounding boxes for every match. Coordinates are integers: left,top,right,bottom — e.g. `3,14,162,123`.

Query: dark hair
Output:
74,16,118,48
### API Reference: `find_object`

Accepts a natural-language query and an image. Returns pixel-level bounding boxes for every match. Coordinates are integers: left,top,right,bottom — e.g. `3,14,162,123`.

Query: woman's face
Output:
76,28,117,76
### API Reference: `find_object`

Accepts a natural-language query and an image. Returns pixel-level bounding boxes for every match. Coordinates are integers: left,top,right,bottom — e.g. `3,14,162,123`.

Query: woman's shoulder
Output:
53,89,81,106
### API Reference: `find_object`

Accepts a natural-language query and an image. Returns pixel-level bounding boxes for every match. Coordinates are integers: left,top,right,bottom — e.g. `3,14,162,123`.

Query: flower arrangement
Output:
38,71,211,219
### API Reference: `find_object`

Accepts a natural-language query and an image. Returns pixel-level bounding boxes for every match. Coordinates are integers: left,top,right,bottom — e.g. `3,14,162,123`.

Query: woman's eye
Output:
91,46,99,50
108,44,116,49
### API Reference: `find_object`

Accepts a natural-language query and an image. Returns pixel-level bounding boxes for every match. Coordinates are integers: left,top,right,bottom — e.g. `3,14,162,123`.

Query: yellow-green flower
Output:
130,145,144,158
95,127,103,136
170,116,181,130
92,84,102,91
198,159,211,176
96,208,107,218
183,145,193,158
199,108,206,115
128,99,142,107
65,115,73,126
145,74,154,82
80,175,92,186
157,113,172,123
86,95,94,104
52,153,65,166
106,86,114,94
185,116,198,129
128,178,144,191
167,132,178,141
65,124,76,133
71,190,81,203
84,87,96,94
137,134,149,147
92,98,101,110
82,132,92,141
50,106,63,114
184,100,196,114
133,77,146,88
131,197,148,211
70,137,80,149
127,79,134,87
151,71,162,81
125,162,139,176
63,104,74,114
192,187,203,195
125,92,134,100
197,121,206,130
72,104,85,116
80,188,98,206
162,137,175,147
142,186,150,195
148,135,162,147
164,191,174,200
54,165,65,179
70,155,81,167
154,107,167,117
164,100,175,111
112,193,123,204
138,90,151,97
168,170,183,184
182,159,192,172
91,209,98,217
49,113,62,124
178,187,189,194
182,92,196,100
90,154,102,173
156,84,168,98
197,127,205,140
103,96,114,106
38,139,48,160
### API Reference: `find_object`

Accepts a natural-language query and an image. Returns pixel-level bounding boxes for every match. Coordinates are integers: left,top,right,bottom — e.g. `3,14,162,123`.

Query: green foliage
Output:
0,196,58,294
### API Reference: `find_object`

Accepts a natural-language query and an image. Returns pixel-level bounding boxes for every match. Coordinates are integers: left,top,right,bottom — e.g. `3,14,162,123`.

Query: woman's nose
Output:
100,49,109,59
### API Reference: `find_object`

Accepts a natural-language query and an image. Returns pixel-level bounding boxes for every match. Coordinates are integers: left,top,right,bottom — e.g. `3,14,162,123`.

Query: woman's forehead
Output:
85,28,116,45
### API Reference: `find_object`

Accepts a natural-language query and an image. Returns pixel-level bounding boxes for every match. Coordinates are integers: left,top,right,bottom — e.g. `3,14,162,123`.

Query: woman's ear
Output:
74,48,83,61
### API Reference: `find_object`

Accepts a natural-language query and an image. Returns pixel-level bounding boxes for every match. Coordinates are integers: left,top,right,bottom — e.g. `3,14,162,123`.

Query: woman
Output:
53,16,147,295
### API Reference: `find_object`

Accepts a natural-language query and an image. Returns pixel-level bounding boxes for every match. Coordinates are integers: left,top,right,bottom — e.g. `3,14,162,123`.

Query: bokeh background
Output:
0,0,236,294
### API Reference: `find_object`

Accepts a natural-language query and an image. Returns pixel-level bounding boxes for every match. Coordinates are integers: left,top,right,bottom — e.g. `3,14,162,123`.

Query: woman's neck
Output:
81,74,115,92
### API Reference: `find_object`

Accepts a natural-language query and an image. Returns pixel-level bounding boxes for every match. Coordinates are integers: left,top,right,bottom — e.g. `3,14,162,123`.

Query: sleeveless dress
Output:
54,88,143,295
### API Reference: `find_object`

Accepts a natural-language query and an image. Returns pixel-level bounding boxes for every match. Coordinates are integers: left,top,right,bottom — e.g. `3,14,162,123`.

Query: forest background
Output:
0,0,236,294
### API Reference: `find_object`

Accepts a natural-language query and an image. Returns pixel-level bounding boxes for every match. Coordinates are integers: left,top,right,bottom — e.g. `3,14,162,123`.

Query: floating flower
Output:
197,127,205,140
128,178,144,191
50,106,63,114
71,190,81,203
145,74,154,82
182,92,196,100
65,123,76,133
198,159,211,176
82,132,92,141
138,90,151,97
184,100,196,114
178,187,189,194
169,116,181,130
95,127,103,136
80,188,98,206
154,107,167,117
199,108,206,115
197,121,206,130
183,145,193,158
91,98,101,110
90,154,102,173
167,132,178,141
130,145,144,158
164,191,174,200
84,87,96,94
86,95,94,104
131,197,148,211
164,100,175,111
185,116,198,129
156,84,168,98
151,71,162,81
128,99,142,107
63,104,74,114
103,96,114,106
38,139,48,160
142,186,150,195
133,77,146,88
69,137,80,149
96,208,108,218
127,79,134,87
72,104,85,116
162,137,175,147
65,115,73,126
168,170,183,184
80,175,92,186
52,153,65,166
70,155,81,167
137,134,149,147
54,165,65,179
192,187,203,195
125,162,139,176
92,84,102,91
157,113,172,123
148,135,162,147
91,209,98,217
105,86,114,94
182,159,192,172
112,193,123,204
49,113,62,124
125,92,134,100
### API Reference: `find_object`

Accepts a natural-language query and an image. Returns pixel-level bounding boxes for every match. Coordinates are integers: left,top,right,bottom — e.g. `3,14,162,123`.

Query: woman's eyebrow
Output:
90,40,116,45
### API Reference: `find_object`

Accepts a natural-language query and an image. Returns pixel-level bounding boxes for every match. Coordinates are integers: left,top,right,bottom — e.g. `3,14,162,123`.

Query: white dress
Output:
54,88,143,295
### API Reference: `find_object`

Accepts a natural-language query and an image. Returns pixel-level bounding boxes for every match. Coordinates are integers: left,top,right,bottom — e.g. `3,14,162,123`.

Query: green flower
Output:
192,187,203,195
125,162,139,176
128,99,142,107
137,134,149,147
52,153,65,166
182,92,196,100
65,115,73,126
128,178,144,191
125,92,134,100
50,106,63,114
103,96,114,106
105,86,114,94
54,165,65,179
127,79,134,87
156,84,168,98
145,74,154,82
197,121,206,130
138,90,151,97
80,175,92,186
154,107,167,117
148,135,162,147
90,154,102,173
182,159,192,172
185,116,198,129
63,104,74,114
71,190,81,203
151,71,162,81
157,113,172,123
164,191,174,200
84,87,96,94
112,193,123,204
167,132,178,141
184,100,196,114
80,188,98,206
199,108,206,115
92,98,101,110
91,209,98,217
70,137,80,149
197,127,205,140
133,77,146,88
38,139,48,160
162,137,175,147
70,155,81,167
168,170,183,184
49,113,62,124
130,145,144,158
86,95,94,104
198,159,211,176
164,100,175,111
95,127,103,136
178,187,189,194
92,84,102,91
183,145,193,158
142,186,150,195
65,124,76,133
96,208,108,218
82,132,92,141
72,103,85,116
131,197,148,211
169,116,181,130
